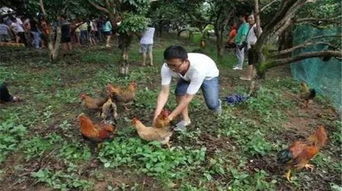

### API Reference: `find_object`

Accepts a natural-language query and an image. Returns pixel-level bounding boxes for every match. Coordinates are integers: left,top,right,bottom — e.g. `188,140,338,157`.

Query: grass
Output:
0,34,341,190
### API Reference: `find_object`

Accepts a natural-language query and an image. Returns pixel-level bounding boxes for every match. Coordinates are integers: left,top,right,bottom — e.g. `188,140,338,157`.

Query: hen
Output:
78,113,116,142
106,81,137,110
299,82,316,108
132,118,173,148
277,125,327,181
80,94,107,111
101,98,118,125
154,109,171,129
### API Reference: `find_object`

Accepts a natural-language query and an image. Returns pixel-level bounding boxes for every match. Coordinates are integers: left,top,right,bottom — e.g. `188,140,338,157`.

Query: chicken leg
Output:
285,169,292,181
304,163,314,171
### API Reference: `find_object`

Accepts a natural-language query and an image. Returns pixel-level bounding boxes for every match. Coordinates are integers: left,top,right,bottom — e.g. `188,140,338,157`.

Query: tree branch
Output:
88,0,110,13
39,0,46,16
295,16,342,24
276,41,337,56
260,0,280,13
273,50,342,66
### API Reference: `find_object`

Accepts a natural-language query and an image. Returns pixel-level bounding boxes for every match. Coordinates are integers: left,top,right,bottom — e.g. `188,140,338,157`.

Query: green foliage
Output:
98,137,206,179
31,169,93,191
134,88,158,109
22,134,63,160
245,130,273,156
118,13,150,34
246,87,288,123
229,169,276,191
58,141,92,162
0,120,27,163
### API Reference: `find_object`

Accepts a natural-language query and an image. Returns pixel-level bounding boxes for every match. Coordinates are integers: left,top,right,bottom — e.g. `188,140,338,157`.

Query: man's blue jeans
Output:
175,77,220,111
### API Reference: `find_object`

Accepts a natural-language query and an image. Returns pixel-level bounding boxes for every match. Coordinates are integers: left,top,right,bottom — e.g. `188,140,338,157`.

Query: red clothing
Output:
227,28,237,43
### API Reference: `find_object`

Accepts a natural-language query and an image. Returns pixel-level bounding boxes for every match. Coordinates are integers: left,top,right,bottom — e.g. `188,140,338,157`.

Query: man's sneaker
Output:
233,66,242,70
174,120,191,132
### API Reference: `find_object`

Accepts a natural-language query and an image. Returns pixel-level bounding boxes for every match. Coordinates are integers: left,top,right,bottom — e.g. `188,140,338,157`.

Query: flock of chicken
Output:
78,81,174,148
77,81,327,181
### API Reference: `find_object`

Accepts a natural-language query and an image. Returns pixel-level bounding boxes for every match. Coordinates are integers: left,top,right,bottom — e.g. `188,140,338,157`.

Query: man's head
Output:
239,15,246,22
163,45,189,73
247,14,255,25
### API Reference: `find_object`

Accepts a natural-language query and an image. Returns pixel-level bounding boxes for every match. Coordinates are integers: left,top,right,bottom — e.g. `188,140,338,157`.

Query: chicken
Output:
131,118,173,148
277,125,327,181
300,82,316,108
106,81,137,110
154,109,171,129
80,93,107,111
78,113,116,142
101,98,118,125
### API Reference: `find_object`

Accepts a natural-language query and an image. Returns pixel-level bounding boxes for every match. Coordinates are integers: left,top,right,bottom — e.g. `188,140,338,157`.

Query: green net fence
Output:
291,24,342,112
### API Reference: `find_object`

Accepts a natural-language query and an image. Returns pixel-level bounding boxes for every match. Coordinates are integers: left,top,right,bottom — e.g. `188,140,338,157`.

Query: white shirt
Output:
140,27,155,44
161,53,219,95
247,24,262,49
10,22,24,33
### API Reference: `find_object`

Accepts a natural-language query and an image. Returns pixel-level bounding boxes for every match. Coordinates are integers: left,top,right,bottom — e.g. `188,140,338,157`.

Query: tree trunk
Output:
49,25,61,61
278,24,293,53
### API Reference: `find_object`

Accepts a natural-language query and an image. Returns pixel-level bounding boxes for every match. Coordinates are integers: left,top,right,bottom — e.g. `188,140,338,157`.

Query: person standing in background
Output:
233,15,249,70
139,25,155,66
102,17,112,48
240,14,262,81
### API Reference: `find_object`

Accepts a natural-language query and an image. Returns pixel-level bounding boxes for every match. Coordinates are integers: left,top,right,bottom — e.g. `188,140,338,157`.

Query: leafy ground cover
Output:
0,35,341,191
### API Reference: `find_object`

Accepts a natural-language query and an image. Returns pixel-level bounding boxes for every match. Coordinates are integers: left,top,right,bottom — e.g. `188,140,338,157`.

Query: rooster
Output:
299,82,316,108
277,125,327,181
78,113,116,142
132,118,173,148
106,81,137,110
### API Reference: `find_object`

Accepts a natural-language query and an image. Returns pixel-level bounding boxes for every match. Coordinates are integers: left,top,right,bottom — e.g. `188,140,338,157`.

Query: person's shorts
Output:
140,44,153,53
247,48,255,65
103,31,112,36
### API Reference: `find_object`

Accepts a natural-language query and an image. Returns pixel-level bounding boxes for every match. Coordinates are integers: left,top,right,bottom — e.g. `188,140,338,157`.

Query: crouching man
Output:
153,45,221,131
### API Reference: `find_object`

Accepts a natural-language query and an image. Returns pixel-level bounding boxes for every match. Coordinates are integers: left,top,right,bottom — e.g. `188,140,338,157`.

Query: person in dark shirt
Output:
60,15,72,53
0,82,20,103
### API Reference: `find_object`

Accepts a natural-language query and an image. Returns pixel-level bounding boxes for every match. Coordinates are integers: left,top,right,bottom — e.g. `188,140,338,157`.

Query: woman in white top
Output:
140,26,155,66
240,14,262,81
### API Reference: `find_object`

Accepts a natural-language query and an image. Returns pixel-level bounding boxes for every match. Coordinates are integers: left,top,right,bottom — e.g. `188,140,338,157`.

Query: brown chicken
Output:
154,109,171,129
78,113,116,142
132,118,173,148
277,125,327,181
300,82,316,108
101,98,118,125
80,94,108,111
106,81,137,110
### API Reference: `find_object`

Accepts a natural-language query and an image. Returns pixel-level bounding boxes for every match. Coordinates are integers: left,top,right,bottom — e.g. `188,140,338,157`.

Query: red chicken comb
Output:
131,117,140,124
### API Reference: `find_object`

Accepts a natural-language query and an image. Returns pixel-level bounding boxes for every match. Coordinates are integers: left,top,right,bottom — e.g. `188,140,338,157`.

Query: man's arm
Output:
168,94,195,121
153,85,170,124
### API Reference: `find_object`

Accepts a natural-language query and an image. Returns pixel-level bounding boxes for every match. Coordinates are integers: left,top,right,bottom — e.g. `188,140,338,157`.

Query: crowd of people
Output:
0,12,116,50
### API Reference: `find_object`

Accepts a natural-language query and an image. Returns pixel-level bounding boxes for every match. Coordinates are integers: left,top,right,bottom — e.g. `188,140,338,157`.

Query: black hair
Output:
163,45,188,60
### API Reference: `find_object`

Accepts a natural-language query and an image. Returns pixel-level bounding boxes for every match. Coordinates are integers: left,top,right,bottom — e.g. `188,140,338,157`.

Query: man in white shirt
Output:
153,46,221,131
140,26,155,66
